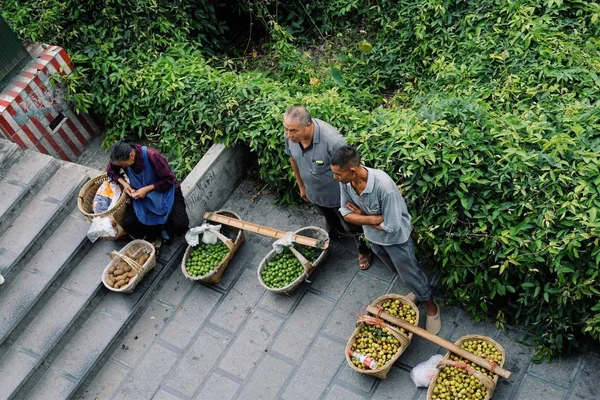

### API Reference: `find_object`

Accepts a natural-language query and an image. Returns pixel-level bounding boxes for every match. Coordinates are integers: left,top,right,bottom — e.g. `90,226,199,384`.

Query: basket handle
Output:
288,245,313,277
357,312,410,348
210,229,236,251
110,250,144,273
438,359,495,391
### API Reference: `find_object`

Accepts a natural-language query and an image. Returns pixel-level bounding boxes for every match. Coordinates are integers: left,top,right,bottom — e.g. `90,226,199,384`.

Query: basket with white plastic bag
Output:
82,177,127,242
181,210,245,284
257,226,329,296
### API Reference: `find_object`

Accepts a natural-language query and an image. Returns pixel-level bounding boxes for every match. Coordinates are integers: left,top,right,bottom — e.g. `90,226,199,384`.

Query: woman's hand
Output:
131,185,155,199
118,178,135,196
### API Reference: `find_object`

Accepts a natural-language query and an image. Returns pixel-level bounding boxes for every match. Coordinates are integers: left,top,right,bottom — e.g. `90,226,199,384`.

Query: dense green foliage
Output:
2,0,600,358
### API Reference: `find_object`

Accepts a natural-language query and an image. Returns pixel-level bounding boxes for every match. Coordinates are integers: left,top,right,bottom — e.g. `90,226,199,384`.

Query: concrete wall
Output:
180,143,250,227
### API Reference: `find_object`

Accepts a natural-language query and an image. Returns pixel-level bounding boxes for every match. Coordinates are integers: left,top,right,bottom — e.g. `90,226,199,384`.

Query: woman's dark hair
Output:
109,135,134,162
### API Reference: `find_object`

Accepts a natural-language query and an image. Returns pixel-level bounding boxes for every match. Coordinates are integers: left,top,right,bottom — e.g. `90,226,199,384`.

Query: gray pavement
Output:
78,179,599,400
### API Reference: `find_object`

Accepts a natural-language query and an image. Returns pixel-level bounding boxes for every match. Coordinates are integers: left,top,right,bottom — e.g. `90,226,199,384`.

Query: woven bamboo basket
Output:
78,173,128,239
102,240,156,293
181,210,245,284
426,334,506,400
257,226,329,296
344,315,410,379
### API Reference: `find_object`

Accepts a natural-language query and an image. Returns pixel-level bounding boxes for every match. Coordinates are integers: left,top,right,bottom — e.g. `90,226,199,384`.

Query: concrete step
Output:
0,151,58,235
0,240,121,400
20,240,187,400
0,208,91,348
0,162,90,279
0,139,21,177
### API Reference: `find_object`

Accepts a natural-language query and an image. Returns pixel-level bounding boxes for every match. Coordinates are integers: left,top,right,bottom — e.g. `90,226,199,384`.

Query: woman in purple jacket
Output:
107,138,189,247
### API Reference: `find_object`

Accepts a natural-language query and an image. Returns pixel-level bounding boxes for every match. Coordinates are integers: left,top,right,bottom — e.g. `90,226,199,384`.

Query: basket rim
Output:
78,173,127,219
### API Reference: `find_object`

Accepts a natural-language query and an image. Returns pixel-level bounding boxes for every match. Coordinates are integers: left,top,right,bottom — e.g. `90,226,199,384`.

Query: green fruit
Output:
186,242,229,277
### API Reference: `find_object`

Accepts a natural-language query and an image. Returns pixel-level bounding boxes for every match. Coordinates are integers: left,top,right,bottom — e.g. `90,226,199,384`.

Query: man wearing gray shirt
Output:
284,106,372,270
331,145,441,334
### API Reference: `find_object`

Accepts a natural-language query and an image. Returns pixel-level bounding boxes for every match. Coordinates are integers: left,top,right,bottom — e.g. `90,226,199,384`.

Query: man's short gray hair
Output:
284,105,312,126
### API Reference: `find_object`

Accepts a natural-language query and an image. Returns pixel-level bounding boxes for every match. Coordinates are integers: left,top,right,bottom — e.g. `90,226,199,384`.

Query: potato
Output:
109,266,116,274
137,253,149,265
119,261,128,269
115,279,126,288
123,265,132,272
127,271,137,278
106,278,115,287
115,273,128,281
114,269,124,276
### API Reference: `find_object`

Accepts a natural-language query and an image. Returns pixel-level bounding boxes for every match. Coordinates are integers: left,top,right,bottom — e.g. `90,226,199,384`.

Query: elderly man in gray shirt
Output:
284,106,372,270
331,145,441,334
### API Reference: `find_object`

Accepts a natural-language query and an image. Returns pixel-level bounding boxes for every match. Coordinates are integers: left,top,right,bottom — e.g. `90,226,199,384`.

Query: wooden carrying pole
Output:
204,212,330,250
365,305,512,379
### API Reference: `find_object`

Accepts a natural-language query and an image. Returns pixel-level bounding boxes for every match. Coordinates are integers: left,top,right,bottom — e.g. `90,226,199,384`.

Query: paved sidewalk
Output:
79,179,599,400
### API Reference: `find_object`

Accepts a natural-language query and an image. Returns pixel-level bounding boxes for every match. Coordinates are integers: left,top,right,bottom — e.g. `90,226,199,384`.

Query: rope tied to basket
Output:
110,249,144,273
438,359,495,391
358,307,410,348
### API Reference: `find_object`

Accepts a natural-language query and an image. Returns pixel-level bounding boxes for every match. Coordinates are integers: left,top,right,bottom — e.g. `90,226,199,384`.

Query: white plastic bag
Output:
185,223,222,246
87,217,115,243
410,354,444,388
272,231,295,253
0,274,4,285
86,216,125,243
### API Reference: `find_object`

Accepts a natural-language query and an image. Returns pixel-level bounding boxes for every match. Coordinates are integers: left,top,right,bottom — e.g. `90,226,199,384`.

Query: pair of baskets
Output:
257,226,329,296
78,173,128,240
427,335,506,400
181,210,245,284
345,294,419,379
102,240,156,293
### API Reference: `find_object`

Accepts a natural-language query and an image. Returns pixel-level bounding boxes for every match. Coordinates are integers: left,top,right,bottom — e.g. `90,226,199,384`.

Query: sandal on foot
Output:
426,300,442,335
358,252,372,270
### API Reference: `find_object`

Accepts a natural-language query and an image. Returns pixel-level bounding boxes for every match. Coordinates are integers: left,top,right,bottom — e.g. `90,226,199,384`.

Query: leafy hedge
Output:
2,0,600,358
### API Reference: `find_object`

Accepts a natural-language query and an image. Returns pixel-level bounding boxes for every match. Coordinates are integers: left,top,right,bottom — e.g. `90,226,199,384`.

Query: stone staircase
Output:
0,139,183,399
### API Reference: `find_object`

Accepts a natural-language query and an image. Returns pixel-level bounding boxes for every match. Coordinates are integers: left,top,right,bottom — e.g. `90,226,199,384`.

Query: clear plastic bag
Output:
86,216,125,242
410,354,444,388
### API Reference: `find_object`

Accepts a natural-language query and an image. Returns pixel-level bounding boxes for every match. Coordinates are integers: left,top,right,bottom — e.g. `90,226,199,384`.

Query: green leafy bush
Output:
2,0,600,358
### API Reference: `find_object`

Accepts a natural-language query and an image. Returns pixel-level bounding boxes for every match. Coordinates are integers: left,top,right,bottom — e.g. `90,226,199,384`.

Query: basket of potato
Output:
427,335,506,400
102,239,156,293
257,226,329,296
344,294,419,379
181,210,245,284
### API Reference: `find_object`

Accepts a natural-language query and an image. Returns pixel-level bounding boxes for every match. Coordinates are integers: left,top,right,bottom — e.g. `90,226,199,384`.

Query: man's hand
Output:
299,185,308,202
346,202,364,215
370,224,384,231
343,202,384,227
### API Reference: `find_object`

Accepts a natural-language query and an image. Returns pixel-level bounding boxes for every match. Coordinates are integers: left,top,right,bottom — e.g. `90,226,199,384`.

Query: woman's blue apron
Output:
126,146,175,225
